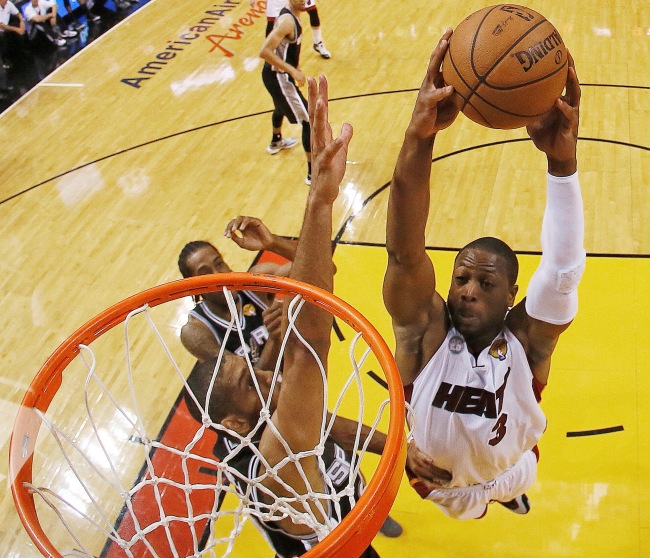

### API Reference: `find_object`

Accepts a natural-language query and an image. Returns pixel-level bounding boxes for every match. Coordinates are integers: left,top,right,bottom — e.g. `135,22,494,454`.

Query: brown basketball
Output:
442,4,568,129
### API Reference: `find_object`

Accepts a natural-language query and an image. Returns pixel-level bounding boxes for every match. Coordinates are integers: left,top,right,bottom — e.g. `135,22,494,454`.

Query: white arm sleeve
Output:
525,171,586,325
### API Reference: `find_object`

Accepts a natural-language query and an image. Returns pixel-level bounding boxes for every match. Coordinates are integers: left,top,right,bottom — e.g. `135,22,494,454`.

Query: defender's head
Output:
178,241,235,304
184,354,280,437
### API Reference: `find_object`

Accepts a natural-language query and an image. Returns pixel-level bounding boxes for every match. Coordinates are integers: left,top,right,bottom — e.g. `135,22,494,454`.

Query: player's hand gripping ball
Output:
442,4,568,129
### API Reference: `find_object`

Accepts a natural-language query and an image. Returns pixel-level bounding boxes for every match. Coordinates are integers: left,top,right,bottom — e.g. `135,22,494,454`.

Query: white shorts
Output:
424,450,538,520
265,0,285,18
266,0,315,18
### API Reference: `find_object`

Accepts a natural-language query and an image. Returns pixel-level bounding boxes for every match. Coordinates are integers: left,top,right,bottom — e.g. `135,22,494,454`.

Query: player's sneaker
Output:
379,515,403,537
498,493,530,514
313,41,331,59
266,137,298,155
305,173,311,185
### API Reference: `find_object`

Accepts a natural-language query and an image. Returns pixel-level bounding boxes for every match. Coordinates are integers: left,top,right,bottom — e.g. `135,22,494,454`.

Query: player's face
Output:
185,245,236,305
219,356,281,431
447,248,516,343
186,245,232,276
288,0,306,11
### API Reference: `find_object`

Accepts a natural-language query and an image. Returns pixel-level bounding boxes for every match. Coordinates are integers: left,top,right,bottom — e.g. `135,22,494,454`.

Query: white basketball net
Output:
19,286,391,557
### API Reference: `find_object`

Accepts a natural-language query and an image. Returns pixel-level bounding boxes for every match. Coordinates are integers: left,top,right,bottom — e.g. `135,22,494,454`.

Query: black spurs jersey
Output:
189,290,269,364
264,7,302,73
214,435,379,558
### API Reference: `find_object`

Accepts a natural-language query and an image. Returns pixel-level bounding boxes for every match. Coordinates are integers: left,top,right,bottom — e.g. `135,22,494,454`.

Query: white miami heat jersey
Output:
408,326,546,487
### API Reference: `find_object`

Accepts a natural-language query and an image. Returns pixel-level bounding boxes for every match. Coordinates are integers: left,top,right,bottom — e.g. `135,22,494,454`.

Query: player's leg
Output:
492,450,537,515
306,1,330,59
262,67,299,155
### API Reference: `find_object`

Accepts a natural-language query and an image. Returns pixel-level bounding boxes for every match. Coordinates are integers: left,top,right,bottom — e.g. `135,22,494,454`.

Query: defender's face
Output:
185,245,235,305
216,356,281,429
447,248,516,339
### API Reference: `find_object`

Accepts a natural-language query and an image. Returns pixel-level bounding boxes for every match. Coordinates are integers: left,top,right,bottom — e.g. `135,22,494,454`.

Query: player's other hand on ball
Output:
526,52,580,176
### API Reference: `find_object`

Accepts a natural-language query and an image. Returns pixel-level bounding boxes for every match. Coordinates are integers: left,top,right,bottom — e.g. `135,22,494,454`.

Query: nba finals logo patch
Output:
242,303,257,317
449,335,464,354
489,339,508,361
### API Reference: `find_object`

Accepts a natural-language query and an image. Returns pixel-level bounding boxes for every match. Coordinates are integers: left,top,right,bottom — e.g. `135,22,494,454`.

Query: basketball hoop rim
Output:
9,272,406,558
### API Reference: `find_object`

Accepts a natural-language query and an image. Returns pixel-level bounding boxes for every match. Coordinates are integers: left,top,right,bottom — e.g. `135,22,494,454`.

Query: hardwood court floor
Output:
0,0,649,556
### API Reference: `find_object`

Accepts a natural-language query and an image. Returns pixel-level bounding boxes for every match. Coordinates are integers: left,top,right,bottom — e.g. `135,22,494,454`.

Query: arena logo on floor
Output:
205,0,266,57
121,0,266,89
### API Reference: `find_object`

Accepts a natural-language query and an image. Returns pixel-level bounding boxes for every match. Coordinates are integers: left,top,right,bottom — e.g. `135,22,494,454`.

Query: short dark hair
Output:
183,358,234,425
177,240,216,278
178,240,219,302
457,237,519,286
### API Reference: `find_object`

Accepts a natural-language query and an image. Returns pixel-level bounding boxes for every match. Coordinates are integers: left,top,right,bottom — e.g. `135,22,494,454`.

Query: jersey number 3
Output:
488,412,508,446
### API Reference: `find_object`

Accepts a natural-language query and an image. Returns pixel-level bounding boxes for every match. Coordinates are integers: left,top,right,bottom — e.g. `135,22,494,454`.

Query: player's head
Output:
178,241,232,278
185,353,280,436
447,237,519,339
178,241,235,304
288,0,306,12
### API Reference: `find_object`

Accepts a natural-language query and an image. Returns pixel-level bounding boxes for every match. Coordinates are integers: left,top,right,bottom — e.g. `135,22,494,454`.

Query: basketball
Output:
442,4,568,129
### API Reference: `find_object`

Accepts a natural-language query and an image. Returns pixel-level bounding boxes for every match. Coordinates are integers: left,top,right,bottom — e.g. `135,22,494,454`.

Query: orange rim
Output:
9,272,406,558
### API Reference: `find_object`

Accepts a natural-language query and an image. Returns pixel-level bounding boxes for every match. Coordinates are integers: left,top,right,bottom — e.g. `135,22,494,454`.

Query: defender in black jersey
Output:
214,429,380,557
188,289,270,363
189,354,383,558
178,216,297,370
184,77,384,557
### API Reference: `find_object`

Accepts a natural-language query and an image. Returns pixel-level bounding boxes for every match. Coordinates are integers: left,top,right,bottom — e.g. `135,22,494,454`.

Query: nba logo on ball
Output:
442,4,568,129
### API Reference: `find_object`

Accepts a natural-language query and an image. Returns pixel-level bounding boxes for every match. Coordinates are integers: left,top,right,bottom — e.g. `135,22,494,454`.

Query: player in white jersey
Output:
385,29,585,519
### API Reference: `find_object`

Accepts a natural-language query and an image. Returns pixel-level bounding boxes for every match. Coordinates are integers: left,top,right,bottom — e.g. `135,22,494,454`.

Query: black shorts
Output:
262,65,308,125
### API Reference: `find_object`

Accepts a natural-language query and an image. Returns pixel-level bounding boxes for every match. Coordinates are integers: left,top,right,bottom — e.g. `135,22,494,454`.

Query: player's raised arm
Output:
509,54,585,386
259,73,352,471
383,29,459,385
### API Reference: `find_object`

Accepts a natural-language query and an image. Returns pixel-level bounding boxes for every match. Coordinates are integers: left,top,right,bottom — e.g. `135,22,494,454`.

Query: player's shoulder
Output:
271,11,295,36
505,299,568,360
182,311,210,332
